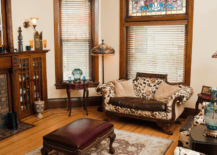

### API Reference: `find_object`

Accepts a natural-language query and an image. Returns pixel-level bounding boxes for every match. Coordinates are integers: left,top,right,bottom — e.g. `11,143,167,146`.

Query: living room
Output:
0,0,216,154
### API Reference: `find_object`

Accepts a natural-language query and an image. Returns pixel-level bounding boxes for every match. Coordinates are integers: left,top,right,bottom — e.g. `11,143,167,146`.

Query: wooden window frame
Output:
54,0,99,89
1,0,14,53
120,0,194,86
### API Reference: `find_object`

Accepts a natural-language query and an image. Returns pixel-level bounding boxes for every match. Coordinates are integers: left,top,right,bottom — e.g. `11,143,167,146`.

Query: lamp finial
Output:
102,39,104,45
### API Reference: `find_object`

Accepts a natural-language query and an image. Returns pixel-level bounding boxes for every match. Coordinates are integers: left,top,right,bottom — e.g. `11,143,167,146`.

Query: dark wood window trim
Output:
54,0,99,89
120,0,194,86
1,0,14,53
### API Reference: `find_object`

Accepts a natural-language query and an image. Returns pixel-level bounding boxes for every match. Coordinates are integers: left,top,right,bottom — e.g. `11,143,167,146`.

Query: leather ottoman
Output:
41,118,116,155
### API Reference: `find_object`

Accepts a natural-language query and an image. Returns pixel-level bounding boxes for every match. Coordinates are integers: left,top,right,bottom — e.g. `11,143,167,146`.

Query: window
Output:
54,0,99,88
120,0,194,85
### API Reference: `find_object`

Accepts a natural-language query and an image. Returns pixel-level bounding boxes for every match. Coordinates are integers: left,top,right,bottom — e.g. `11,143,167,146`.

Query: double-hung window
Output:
120,0,194,85
54,0,99,88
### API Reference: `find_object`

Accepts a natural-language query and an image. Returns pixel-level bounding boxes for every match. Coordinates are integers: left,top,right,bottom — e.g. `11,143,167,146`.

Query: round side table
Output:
189,125,217,155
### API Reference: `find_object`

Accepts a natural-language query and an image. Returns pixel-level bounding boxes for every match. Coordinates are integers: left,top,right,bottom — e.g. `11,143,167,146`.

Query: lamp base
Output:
97,106,103,112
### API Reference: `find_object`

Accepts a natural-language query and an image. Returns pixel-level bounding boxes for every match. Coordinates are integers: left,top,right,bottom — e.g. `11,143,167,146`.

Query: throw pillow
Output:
154,81,180,103
113,79,136,97
113,80,127,97
119,79,137,97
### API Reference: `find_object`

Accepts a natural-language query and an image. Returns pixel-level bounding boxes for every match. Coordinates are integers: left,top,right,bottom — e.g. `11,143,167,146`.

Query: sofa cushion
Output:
133,77,164,100
154,81,180,103
113,79,136,97
109,97,167,111
113,80,126,97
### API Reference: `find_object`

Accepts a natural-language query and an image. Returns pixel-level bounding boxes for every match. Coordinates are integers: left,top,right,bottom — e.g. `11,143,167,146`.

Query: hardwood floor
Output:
0,106,185,155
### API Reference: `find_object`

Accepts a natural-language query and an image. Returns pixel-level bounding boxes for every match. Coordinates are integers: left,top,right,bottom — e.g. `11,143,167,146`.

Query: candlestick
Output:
44,40,47,48
30,40,33,48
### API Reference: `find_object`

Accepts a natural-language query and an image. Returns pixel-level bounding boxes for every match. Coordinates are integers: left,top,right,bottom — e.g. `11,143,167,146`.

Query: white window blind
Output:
127,25,186,82
61,0,92,80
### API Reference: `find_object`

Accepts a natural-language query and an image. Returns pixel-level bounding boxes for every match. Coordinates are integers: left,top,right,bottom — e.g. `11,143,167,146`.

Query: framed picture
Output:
201,86,212,95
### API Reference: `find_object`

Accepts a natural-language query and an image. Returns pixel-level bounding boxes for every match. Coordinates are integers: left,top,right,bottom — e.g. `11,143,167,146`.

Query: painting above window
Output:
129,0,186,16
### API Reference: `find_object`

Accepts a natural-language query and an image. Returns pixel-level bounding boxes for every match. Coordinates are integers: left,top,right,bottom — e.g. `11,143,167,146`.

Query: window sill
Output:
55,81,100,89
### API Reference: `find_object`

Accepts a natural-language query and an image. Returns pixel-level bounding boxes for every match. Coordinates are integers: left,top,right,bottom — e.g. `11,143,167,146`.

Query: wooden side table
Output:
189,125,217,155
65,82,89,117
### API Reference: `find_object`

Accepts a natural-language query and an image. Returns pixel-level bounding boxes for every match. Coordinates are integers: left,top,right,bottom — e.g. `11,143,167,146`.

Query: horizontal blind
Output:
61,0,92,80
127,25,186,82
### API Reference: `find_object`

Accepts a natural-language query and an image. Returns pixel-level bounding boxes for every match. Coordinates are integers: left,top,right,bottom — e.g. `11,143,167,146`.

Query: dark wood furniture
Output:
189,125,217,155
104,73,186,135
195,93,212,114
41,118,116,155
18,51,49,118
0,50,49,120
65,81,89,117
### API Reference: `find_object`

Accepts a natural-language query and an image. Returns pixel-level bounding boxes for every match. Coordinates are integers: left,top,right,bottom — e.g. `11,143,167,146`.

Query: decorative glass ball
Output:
72,68,83,81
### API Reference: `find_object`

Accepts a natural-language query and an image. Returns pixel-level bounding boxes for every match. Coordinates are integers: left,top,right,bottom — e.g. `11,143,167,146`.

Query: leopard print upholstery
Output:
96,78,193,121
174,147,205,155
133,77,164,100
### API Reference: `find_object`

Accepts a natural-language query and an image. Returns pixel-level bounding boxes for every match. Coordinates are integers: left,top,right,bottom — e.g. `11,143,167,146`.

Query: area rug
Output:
0,122,35,141
25,129,173,155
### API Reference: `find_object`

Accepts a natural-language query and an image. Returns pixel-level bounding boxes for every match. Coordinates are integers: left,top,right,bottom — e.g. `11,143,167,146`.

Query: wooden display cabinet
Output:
17,51,48,118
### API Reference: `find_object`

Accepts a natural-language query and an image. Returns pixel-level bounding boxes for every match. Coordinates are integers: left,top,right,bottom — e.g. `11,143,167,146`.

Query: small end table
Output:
65,81,89,117
189,125,217,155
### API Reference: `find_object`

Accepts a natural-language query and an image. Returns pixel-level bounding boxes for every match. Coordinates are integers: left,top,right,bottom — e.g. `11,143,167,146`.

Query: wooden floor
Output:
0,106,185,155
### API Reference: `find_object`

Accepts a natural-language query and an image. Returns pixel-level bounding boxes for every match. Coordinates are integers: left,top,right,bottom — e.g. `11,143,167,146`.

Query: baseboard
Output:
179,107,198,119
47,96,102,109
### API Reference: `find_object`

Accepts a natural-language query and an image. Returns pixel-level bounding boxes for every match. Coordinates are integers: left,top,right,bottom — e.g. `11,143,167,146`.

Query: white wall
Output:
101,0,119,83
186,0,217,108
11,0,217,108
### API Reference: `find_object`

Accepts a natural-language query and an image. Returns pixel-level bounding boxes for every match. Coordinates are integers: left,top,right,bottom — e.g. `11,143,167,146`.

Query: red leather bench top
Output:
43,118,114,150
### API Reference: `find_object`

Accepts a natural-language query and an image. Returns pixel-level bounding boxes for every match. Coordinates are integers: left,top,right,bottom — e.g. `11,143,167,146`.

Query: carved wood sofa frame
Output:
102,72,188,135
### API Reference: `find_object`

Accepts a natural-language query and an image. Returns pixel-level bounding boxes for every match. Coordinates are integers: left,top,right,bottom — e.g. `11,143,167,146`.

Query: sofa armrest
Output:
96,81,115,106
168,85,193,106
96,81,115,95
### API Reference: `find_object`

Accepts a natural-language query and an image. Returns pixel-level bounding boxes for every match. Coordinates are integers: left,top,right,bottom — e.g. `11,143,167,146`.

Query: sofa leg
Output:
157,123,173,135
103,116,112,122
175,120,182,124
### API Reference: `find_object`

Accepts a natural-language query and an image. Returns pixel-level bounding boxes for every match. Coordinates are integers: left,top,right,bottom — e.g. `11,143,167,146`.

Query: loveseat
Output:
96,73,193,135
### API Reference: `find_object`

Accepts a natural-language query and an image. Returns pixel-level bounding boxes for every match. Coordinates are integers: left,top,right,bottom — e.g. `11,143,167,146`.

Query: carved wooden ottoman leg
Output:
41,147,51,155
108,132,116,154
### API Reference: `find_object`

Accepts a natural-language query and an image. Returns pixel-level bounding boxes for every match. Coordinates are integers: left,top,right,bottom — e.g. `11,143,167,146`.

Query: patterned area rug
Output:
26,129,173,155
0,122,35,141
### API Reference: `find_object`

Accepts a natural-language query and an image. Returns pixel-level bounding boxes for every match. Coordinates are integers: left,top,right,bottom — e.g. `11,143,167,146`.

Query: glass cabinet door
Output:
32,56,43,102
18,57,30,111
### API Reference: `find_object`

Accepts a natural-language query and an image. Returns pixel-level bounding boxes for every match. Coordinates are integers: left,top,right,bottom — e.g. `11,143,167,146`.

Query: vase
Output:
72,68,83,81
204,87,217,137
34,98,44,118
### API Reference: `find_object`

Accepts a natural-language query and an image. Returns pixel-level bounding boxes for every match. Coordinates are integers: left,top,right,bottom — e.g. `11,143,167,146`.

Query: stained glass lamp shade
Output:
91,40,115,84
